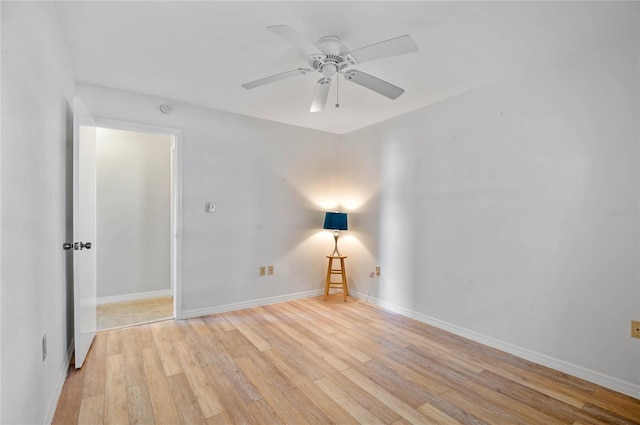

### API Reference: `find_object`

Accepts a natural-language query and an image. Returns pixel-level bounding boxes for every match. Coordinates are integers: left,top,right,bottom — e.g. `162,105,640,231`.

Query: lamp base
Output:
329,230,342,257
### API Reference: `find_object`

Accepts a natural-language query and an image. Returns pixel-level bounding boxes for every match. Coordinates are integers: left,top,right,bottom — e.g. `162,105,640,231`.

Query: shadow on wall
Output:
64,100,74,353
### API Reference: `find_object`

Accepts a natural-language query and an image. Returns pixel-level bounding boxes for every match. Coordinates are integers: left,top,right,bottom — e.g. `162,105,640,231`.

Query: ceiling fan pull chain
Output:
335,75,340,108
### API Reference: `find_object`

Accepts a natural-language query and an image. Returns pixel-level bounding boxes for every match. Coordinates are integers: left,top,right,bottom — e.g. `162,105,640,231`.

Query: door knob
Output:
63,242,92,250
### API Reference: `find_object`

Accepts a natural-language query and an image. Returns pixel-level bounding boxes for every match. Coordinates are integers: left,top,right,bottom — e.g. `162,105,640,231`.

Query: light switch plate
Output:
205,202,216,213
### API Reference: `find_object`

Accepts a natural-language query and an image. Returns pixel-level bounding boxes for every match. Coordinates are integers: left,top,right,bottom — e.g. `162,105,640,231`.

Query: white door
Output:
73,98,97,368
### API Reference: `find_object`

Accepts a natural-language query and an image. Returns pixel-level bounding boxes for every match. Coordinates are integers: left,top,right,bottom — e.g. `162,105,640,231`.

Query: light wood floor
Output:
54,296,640,425
97,296,173,331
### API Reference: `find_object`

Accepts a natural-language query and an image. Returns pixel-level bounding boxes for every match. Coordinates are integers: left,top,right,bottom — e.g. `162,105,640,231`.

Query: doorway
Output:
92,121,182,330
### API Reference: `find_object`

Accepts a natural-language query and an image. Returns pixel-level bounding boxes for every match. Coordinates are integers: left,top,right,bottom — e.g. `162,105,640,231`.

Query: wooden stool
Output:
324,255,348,301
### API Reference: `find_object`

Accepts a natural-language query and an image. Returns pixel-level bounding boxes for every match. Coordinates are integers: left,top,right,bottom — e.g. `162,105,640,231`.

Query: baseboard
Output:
44,338,75,425
350,291,640,400
97,289,171,305
181,289,324,319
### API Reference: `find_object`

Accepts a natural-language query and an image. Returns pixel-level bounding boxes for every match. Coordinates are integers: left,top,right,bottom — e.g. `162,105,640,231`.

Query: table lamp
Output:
323,212,348,256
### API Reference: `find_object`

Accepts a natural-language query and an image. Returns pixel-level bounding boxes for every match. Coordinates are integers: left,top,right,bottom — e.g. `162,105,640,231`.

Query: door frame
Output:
93,117,184,320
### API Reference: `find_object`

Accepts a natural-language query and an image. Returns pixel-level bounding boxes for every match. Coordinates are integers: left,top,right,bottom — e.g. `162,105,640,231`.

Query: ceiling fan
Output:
241,25,419,112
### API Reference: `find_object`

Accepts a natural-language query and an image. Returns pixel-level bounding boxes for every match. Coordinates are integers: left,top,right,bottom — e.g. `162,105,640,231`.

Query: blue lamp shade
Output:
323,212,348,231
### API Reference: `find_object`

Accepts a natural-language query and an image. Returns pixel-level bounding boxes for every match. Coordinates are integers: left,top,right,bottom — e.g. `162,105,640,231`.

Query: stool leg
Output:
340,257,348,301
324,258,332,301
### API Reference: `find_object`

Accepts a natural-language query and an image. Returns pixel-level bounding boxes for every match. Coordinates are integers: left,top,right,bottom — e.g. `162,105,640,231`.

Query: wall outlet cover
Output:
632,320,640,339
259,266,266,276
42,334,47,361
268,265,274,275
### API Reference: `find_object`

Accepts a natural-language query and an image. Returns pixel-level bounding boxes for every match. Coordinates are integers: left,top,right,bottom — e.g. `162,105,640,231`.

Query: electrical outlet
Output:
268,265,274,275
259,266,266,276
375,265,381,276
632,321,640,339
42,334,47,361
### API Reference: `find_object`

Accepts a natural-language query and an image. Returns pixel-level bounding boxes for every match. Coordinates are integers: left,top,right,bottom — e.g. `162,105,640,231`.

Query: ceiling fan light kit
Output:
242,25,418,112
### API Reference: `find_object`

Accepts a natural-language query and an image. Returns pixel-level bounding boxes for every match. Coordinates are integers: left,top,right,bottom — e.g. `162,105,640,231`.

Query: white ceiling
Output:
55,1,636,134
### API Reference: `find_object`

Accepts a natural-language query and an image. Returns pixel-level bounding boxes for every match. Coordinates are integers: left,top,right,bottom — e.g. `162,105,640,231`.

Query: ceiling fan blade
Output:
241,68,311,89
348,35,418,65
310,77,332,112
267,25,322,55
345,70,404,99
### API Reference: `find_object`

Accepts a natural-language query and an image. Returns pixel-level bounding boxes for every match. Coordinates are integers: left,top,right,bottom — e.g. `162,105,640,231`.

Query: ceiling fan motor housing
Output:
309,36,355,77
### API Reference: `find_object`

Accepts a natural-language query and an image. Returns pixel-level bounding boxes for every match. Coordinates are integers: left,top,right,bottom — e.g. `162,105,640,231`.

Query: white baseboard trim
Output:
351,290,640,400
181,289,324,319
44,338,75,425
97,289,171,305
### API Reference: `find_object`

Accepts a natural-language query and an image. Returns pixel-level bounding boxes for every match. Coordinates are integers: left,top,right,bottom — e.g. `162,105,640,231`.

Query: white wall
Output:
1,2,76,423
96,128,172,300
341,34,640,396
78,84,342,316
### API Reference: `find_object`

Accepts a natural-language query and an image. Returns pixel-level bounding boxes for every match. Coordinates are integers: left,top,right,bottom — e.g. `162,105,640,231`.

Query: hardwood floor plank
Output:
82,333,107,399
203,363,260,425
150,322,182,376
53,297,640,425
263,306,350,371
282,387,337,425
291,305,373,364
259,347,368,424
390,347,469,385
580,402,640,425
417,400,463,424
52,365,85,425
278,301,339,334
462,378,566,425
141,347,181,425
124,327,148,389
352,358,436,408
470,369,609,425
174,340,223,418
235,356,310,425
246,399,285,425
294,297,358,328
342,367,430,424
104,354,129,425
201,313,235,332
176,403,207,425
206,411,234,425
183,323,220,368
253,315,327,382
227,310,271,352
215,328,261,359
126,385,155,425
315,376,386,424
296,377,364,425
215,354,264,405
483,360,588,408
194,328,263,405
589,388,640,423
246,349,296,393
166,373,207,425
77,394,104,425
441,388,530,425
338,326,396,355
